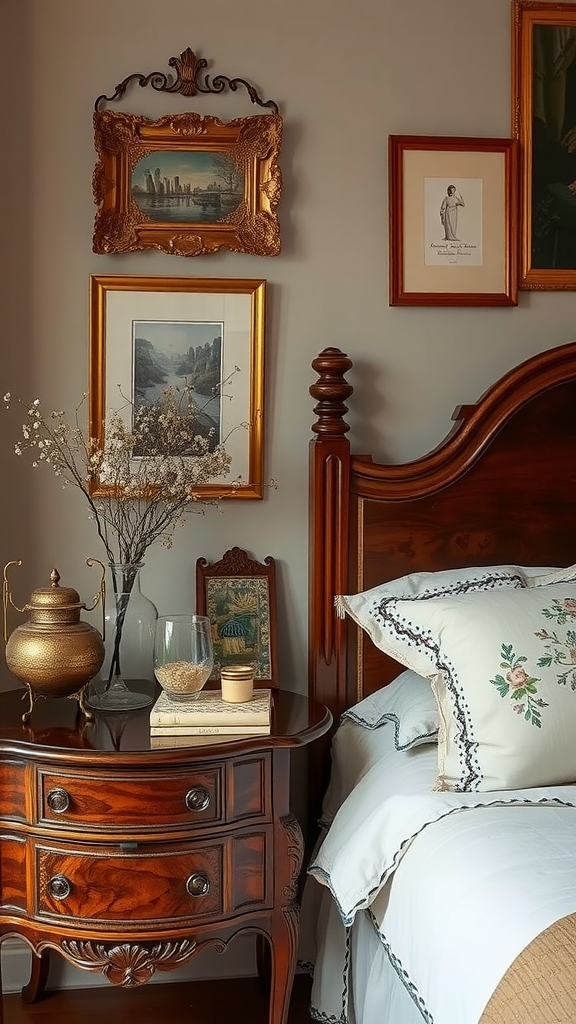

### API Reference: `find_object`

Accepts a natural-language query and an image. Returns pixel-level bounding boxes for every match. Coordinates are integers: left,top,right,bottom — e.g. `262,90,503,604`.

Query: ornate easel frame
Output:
196,547,278,685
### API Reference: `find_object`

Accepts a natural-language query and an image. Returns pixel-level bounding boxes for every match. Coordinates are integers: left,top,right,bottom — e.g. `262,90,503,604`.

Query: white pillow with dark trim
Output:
342,669,439,750
335,564,555,670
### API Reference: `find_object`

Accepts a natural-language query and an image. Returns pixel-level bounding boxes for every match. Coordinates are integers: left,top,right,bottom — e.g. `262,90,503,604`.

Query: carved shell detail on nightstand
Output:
280,812,304,905
280,812,304,953
58,938,226,987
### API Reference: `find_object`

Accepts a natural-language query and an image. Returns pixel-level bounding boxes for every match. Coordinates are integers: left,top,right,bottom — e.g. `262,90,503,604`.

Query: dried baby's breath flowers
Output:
4,384,235,567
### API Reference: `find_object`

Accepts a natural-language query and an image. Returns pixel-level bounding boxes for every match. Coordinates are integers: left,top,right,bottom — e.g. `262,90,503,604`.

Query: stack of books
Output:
149,687,273,739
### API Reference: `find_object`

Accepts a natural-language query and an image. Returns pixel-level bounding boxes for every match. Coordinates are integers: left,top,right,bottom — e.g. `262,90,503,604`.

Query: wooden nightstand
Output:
0,687,331,1024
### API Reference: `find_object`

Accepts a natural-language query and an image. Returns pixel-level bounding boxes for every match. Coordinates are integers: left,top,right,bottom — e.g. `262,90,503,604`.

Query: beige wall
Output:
2,0,576,693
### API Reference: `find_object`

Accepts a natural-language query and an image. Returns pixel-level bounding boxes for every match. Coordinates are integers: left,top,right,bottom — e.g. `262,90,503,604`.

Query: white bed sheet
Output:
301,715,576,1024
300,717,428,1023
369,802,576,1024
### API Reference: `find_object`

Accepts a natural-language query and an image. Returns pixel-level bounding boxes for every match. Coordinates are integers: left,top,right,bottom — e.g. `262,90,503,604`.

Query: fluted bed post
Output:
308,348,353,826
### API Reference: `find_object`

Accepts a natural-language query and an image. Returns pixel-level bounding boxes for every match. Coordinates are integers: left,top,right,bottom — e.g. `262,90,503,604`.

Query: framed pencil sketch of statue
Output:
388,135,518,306
92,109,283,257
196,547,278,684
512,0,576,288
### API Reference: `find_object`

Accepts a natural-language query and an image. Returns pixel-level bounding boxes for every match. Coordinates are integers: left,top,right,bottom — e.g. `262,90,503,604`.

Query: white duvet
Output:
368,801,576,1024
305,720,576,1024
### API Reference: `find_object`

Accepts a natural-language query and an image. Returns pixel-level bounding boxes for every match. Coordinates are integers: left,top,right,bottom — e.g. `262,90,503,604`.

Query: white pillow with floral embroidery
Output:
384,583,576,792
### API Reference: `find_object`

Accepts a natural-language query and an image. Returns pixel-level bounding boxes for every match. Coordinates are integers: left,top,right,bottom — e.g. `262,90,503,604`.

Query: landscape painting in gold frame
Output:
92,110,283,257
388,135,518,306
89,275,266,499
512,0,576,289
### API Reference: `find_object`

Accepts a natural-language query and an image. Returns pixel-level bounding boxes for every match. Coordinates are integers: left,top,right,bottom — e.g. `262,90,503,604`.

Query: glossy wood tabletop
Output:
0,686,332,765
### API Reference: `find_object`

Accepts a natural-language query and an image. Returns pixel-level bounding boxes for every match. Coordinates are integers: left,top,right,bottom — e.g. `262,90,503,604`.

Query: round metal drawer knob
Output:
48,874,71,900
47,787,70,813
185,786,210,812
186,872,210,897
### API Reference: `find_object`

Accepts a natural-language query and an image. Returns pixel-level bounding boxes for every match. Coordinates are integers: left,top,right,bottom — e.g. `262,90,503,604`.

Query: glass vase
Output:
87,562,157,713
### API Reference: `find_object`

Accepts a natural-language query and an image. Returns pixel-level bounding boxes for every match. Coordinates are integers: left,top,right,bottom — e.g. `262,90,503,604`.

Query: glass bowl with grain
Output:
153,615,214,701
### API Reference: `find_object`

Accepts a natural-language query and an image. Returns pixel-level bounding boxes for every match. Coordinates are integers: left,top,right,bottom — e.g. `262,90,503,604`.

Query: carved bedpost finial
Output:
310,348,353,437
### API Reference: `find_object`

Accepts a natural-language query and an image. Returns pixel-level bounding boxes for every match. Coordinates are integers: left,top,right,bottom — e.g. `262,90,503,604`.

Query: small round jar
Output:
220,664,254,703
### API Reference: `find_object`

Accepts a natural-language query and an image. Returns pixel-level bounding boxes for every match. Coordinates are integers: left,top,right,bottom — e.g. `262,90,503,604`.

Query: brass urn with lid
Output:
3,559,106,722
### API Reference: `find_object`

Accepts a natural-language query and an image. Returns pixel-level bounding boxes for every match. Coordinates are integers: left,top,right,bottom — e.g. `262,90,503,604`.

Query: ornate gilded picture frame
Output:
89,275,266,499
196,547,278,685
512,0,576,288
92,110,283,257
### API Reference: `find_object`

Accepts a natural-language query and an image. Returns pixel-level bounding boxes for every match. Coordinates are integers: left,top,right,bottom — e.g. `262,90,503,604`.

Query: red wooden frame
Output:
388,135,518,306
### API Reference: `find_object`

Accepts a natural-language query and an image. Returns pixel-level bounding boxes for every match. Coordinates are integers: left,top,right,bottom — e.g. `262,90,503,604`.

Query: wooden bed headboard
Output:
308,342,576,797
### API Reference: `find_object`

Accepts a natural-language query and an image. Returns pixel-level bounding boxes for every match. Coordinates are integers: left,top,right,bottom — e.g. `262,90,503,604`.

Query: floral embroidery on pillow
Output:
490,597,576,727
541,595,576,625
536,596,576,689
490,644,547,728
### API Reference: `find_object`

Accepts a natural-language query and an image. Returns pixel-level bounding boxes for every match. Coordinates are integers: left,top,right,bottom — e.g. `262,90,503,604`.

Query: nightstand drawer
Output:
38,769,221,831
34,830,271,926
36,840,223,924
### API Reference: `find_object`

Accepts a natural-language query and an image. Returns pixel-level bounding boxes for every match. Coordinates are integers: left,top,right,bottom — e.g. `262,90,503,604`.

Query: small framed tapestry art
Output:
196,547,278,684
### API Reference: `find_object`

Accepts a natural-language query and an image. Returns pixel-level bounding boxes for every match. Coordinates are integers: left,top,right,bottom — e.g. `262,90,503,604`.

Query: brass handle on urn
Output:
48,874,72,900
3,560,25,644
47,787,70,813
186,872,210,897
185,786,210,812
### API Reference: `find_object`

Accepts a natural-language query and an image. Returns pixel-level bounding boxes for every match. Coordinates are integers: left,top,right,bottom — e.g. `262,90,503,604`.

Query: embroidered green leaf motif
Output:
491,673,509,698
490,644,547,727
534,623,576,689
541,597,576,626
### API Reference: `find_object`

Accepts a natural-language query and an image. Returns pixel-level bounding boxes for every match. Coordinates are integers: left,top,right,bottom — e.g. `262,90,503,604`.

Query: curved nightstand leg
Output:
21,951,50,1004
256,933,271,992
267,922,298,1024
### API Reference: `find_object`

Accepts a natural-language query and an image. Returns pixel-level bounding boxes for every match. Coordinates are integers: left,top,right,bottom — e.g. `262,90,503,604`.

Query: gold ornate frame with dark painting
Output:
196,547,278,684
512,1,576,288
89,275,266,499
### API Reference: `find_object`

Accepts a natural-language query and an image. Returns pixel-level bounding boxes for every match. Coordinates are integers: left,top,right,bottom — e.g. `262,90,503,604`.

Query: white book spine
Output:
149,724,271,736
150,714,270,727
